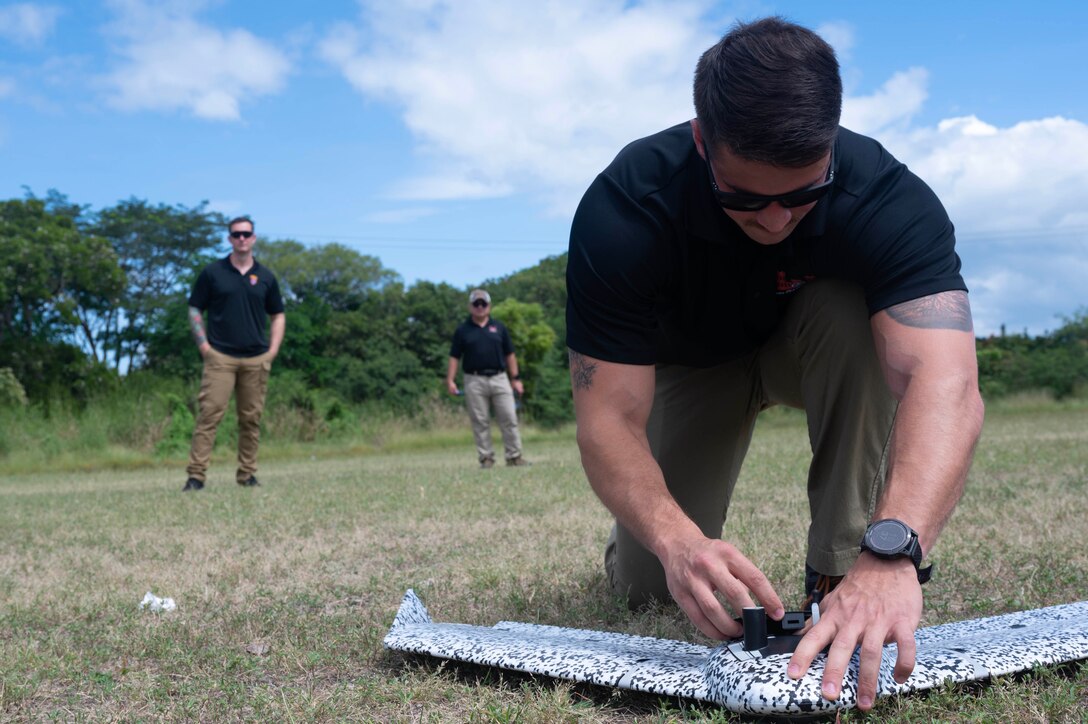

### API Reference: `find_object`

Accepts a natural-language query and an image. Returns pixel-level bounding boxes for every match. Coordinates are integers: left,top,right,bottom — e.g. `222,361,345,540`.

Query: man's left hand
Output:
511,379,524,396
787,553,922,712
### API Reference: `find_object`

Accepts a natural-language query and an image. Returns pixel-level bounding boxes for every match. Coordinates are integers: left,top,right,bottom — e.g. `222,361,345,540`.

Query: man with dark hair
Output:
183,216,285,491
447,289,530,468
566,17,983,710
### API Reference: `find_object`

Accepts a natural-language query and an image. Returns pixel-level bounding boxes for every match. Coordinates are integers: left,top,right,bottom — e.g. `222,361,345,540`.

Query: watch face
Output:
868,520,910,553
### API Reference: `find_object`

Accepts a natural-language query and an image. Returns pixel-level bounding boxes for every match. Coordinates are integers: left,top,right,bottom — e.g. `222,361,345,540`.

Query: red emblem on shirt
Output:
249,274,258,286
488,325,497,333
776,271,816,294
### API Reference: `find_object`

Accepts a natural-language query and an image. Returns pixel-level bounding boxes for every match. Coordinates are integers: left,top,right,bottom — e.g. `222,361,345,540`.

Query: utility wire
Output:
262,230,565,253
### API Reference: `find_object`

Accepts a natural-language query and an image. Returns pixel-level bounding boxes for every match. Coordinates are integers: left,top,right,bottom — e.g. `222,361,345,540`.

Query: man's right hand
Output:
446,380,460,396
198,342,212,358
659,533,785,640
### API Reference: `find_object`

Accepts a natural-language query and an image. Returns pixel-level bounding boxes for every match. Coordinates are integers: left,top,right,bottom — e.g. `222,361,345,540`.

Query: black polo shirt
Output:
449,317,514,373
189,256,285,357
566,122,966,367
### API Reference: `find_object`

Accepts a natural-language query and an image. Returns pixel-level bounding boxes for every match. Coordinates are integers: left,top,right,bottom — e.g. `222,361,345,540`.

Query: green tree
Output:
490,298,572,425
90,198,224,371
0,198,124,399
258,240,400,311
403,281,466,377
485,253,568,346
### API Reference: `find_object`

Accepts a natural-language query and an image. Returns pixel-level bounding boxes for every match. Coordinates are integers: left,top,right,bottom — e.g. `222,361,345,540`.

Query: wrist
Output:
860,519,933,584
650,519,705,563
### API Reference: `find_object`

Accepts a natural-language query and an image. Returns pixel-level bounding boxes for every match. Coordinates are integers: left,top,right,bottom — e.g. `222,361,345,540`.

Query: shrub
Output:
0,367,27,408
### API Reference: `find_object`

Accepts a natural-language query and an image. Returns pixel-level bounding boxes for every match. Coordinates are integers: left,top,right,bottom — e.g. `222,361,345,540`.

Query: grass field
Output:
1,399,1087,722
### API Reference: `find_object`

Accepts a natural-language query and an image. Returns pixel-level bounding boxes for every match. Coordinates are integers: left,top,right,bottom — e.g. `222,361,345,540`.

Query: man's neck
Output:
471,314,490,326
230,251,254,273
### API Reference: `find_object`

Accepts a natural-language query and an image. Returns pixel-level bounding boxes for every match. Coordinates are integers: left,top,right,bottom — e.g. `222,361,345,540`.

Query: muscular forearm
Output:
505,353,519,378
570,352,699,556
875,371,984,552
577,416,703,557
446,357,459,384
870,292,985,554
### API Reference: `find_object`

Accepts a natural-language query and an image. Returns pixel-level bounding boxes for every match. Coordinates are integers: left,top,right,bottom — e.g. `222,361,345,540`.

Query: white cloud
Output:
364,207,439,224
816,20,855,63
102,0,291,121
836,70,1088,334
321,0,719,213
964,236,1088,336
841,67,928,133
322,3,1086,333
0,3,61,44
0,77,15,98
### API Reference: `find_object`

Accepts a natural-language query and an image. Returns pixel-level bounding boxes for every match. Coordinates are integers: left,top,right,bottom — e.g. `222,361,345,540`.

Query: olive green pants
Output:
186,348,272,484
605,279,897,607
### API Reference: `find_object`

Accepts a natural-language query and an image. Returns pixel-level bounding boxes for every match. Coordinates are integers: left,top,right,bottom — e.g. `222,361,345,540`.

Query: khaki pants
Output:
605,279,897,606
463,373,523,462
186,349,272,484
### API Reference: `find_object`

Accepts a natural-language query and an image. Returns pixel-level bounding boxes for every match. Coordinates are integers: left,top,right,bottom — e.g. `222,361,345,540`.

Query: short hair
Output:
693,16,841,166
227,216,254,231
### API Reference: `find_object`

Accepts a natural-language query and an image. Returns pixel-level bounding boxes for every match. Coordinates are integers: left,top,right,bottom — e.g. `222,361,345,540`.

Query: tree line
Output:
0,192,573,425
1,191,1086,425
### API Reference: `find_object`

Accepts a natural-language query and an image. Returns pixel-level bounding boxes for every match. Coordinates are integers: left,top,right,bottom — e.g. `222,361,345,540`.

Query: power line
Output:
957,225,1088,241
262,230,566,253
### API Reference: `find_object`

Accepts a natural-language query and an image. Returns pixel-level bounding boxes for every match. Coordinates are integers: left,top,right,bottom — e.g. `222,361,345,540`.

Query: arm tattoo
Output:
568,349,599,391
188,306,207,346
886,291,973,332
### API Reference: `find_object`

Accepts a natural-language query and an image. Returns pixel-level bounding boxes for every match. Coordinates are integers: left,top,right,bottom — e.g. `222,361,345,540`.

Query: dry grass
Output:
1,402,1086,722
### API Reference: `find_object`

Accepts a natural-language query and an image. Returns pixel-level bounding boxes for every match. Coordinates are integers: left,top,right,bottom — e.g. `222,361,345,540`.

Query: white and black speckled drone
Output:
385,589,1088,717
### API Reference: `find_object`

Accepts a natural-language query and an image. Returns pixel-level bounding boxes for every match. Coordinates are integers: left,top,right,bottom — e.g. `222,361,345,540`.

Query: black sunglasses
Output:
230,230,254,239
704,145,835,212
471,299,490,308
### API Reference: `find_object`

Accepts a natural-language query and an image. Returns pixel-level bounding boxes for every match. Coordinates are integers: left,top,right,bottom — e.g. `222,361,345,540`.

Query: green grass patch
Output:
1,403,1087,721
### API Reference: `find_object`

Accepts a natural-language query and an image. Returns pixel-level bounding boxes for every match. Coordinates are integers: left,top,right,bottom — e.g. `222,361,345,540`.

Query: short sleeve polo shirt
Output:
449,317,515,373
189,256,285,357
566,122,965,367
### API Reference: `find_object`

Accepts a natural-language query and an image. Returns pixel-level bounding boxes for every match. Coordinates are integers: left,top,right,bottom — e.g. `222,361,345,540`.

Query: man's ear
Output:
690,118,707,159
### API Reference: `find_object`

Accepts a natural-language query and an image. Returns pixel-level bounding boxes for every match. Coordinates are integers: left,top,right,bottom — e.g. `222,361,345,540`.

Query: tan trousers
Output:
605,279,898,607
186,348,272,484
463,372,523,462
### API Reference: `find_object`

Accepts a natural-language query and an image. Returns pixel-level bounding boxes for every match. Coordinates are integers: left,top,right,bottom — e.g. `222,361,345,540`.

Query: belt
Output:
466,369,503,376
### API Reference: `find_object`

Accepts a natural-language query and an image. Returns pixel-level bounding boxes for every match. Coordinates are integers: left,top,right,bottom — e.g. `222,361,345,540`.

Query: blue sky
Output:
2,0,1086,335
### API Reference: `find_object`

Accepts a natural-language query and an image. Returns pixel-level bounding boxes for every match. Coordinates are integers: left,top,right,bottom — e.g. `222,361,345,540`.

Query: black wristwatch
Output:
860,519,933,584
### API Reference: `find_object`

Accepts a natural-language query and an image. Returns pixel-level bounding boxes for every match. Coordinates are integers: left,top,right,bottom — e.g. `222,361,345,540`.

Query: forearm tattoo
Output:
886,291,973,332
189,306,207,346
569,349,599,391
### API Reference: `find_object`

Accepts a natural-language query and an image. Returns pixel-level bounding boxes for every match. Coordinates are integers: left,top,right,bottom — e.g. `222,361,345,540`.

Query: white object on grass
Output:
139,591,177,612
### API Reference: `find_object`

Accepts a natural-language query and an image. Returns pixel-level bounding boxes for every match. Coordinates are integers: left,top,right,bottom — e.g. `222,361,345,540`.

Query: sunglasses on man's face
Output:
472,299,490,308
230,230,254,239
704,146,835,212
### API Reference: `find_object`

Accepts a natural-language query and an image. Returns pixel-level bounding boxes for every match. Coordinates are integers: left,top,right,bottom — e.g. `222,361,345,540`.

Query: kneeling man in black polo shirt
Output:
446,289,530,469
566,17,984,711
183,216,285,491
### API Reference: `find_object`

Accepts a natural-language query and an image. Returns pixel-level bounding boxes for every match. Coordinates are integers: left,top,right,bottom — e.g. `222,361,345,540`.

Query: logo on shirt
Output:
249,274,258,286
488,325,497,333
776,271,816,295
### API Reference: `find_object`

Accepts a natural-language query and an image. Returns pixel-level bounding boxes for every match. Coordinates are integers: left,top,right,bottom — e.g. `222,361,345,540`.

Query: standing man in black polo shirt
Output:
446,289,530,468
183,216,285,491
566,18,983,711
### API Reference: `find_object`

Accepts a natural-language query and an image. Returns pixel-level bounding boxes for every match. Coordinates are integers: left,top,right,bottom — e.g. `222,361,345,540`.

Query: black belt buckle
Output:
471,369,501,376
